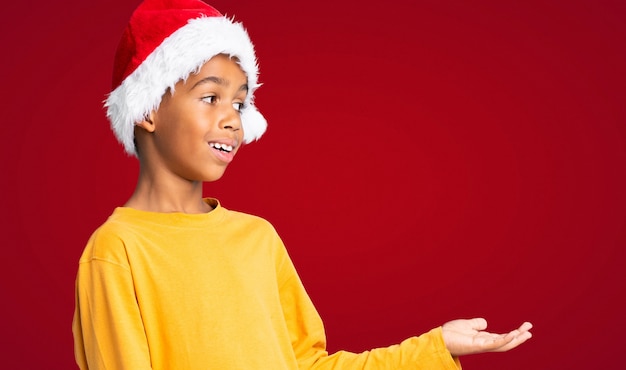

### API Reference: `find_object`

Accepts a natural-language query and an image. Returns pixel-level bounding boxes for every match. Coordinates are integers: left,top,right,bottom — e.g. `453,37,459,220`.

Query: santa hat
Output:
105,0,267,156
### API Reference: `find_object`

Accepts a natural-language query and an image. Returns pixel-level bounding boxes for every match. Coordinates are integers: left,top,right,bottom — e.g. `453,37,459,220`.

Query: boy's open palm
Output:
442,318,533,356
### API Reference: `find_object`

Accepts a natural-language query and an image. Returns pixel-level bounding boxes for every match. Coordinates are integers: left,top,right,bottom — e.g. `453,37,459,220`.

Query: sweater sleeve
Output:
276,245,461,370
72,230,152,370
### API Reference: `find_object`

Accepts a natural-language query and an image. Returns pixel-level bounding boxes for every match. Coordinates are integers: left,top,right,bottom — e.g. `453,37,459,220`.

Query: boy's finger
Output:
494,329,533,352
468,317,488,331
518,321,533,332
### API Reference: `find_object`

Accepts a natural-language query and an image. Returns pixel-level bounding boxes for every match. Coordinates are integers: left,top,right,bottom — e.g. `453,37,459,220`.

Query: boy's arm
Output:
311,328,462,370
72,235,152,369
276,246,461,370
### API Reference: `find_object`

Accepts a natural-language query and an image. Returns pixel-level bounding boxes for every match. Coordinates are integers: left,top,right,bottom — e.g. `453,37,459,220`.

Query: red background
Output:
1,0,625,368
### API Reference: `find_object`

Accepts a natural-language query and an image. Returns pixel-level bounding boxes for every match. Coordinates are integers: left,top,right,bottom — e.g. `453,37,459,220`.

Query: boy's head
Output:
105,0,266,157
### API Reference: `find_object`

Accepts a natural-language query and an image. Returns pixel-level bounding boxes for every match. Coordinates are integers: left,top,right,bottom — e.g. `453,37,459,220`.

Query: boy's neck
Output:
124,169,213,214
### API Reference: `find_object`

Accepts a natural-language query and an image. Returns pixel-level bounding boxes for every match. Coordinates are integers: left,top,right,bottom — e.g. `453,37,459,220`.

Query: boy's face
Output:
142,54,248,182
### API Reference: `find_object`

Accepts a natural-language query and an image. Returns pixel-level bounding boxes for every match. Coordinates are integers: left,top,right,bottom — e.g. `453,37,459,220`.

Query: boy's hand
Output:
442,318,532,356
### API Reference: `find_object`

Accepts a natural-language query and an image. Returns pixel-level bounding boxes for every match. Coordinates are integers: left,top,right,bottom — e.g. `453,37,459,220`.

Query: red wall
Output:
1,0,625,368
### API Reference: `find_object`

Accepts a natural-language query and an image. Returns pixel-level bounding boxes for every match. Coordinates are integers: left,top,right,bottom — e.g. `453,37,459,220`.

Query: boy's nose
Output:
218,106,242,132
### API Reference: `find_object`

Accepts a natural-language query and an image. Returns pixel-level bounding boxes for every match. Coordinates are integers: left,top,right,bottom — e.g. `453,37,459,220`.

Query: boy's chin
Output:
203,176,224,183
201,168,228,182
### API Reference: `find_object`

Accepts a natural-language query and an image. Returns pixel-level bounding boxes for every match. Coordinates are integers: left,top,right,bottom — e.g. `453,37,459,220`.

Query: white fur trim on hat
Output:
105,16,267,157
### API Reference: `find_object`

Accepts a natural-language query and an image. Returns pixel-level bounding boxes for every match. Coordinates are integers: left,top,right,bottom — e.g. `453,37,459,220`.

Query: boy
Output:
72,0,532,368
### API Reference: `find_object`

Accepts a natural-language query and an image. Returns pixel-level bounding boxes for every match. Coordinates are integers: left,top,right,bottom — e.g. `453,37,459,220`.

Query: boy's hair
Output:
105,0,267,156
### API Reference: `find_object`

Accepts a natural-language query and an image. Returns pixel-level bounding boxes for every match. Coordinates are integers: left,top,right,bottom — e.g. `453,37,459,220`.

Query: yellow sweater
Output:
73,199,461,369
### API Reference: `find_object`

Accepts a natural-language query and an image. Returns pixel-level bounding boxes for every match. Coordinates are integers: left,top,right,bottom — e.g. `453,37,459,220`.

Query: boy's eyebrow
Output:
189,76,248,92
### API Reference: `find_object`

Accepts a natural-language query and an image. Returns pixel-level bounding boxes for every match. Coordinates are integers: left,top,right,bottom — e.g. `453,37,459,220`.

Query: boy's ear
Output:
135,111,157,133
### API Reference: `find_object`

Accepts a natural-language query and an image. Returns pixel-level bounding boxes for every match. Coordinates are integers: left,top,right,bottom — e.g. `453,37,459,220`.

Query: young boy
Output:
72,0,533,368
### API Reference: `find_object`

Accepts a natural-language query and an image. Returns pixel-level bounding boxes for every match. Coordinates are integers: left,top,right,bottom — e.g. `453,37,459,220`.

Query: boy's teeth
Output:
210,143,233,152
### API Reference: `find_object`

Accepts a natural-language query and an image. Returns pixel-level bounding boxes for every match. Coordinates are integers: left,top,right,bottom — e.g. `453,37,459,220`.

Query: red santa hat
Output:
105,0,266,156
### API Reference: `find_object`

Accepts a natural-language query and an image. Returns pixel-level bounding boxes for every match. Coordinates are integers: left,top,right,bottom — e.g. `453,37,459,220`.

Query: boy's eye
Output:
233,102,245,112
202,96,216,104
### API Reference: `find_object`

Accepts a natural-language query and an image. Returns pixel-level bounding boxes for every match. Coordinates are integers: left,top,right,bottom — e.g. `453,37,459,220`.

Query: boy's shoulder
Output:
78,212,134,267
222,207,276,231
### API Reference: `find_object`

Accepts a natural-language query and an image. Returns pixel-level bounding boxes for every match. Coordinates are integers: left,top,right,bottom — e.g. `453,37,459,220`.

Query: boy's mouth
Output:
209,142,234,153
